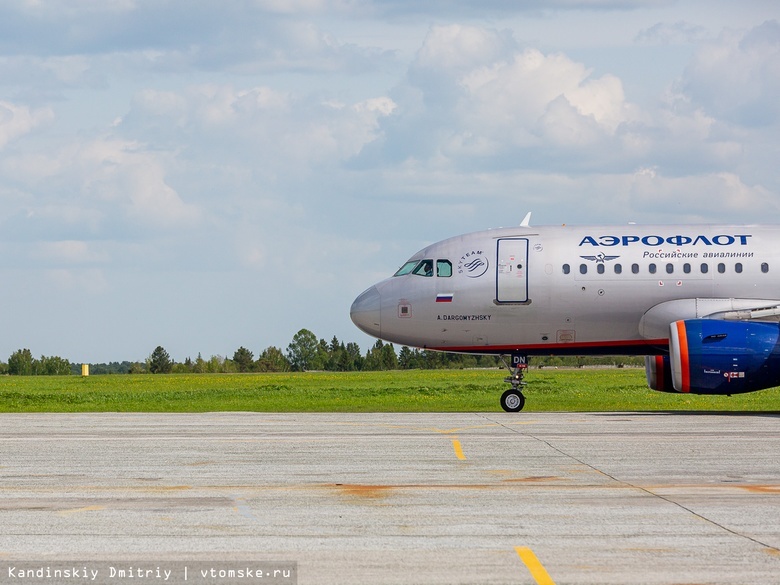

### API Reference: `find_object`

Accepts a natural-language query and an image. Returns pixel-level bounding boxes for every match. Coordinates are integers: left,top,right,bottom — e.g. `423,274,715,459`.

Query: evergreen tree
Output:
363,340,398,370
398,346,417,369
315,338,330,370
344,342,363,371
193,353,206,373
233,347,255,372
380,343,398,370
148,346,173,374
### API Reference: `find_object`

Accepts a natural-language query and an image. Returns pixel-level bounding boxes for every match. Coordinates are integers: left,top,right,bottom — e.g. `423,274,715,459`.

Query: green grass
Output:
1,368,780,412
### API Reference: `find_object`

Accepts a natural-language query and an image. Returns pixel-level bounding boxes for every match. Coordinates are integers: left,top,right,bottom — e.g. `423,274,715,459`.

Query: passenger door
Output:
496,238,529,303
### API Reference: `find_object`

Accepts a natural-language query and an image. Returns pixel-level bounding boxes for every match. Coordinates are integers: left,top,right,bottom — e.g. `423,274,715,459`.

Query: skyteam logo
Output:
580,252,620,263
458,250,489,278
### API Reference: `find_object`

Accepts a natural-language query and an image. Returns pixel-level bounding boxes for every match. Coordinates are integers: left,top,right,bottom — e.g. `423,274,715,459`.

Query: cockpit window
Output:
394,258,450,278
393,261,418,277
437,260,452,277
412,259,434,277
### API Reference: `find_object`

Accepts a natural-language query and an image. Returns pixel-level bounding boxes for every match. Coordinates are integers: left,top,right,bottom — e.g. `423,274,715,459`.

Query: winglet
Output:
520,212,532,227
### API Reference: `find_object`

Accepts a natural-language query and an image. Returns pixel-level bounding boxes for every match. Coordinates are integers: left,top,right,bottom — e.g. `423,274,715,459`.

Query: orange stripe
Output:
676,321,690,393
654,355,665,391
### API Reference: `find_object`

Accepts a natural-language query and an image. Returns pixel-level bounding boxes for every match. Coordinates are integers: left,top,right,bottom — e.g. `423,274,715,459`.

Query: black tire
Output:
500,389,525,412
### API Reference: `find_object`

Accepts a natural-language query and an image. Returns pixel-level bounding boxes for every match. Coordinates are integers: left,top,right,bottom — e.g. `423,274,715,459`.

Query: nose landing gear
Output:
499,355,528,412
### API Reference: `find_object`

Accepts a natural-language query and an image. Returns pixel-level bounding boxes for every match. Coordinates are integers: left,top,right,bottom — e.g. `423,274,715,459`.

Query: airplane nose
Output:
350,286,381,337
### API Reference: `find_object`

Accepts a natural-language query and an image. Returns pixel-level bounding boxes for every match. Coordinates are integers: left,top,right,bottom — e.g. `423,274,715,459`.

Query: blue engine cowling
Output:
667,319,780,395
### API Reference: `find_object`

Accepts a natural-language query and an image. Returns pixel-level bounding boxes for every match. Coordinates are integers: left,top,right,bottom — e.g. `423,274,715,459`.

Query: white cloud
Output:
45,267,109,295
35,240,110,264
82,142,201,228
119,159,202,227
132,88,188,121
629,169,778,218
125,83,397,175
681,20,780,125
459,49,634,146
17,0,137,15
4,136,202,241
0,100,52,148
363,18,780,195
537,95,604,147
413,24,513,72
636,21,707,45
375,27,646,170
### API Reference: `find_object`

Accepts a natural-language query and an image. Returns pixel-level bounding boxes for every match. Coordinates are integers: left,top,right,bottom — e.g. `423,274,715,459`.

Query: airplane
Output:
350,214,780,411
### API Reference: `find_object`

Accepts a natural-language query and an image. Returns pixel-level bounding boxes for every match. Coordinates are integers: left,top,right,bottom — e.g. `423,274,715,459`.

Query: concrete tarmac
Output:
0,412,779,584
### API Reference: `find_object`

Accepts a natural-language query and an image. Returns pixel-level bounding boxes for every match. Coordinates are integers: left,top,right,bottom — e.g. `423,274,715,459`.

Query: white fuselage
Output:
351,224,780,356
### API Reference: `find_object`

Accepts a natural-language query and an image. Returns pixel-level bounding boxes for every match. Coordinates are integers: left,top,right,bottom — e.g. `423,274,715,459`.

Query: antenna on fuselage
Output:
520,212,532,227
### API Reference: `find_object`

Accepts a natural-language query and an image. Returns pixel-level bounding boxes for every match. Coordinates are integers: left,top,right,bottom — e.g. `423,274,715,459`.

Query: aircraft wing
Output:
639,298,780,340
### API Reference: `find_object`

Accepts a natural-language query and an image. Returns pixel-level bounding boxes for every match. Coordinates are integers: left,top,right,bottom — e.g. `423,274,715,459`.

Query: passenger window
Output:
648,263,657,274
597,264,605,274
701,263,709,274
614,264,622,275
683,263,691,274
631,264,639,274
562,264,571,275
735,262,743,274
437,260,452,277
412,259,434,277
762,263,770,273
579,264,587,275
666,263,674,274
718,263,726,274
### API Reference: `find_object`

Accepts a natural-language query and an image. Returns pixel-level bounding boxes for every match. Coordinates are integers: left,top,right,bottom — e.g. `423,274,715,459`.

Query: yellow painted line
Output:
515,547,556,585
432,424,502,434
451,439,466,460
431,421,540,434
57,505,105,517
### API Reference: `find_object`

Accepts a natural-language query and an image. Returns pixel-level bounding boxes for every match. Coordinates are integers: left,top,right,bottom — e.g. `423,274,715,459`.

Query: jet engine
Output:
662,319,780,395
645,355,675,393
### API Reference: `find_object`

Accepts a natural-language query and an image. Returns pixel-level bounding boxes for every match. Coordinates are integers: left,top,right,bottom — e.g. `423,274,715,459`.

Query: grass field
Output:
1,368,779,412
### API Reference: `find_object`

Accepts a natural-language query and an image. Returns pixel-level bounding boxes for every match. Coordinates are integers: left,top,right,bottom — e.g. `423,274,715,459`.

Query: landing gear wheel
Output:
500,389,526,412
499,354,529,413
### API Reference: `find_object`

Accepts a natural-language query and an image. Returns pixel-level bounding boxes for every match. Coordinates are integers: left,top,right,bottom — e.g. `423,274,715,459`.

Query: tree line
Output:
1,328,644,376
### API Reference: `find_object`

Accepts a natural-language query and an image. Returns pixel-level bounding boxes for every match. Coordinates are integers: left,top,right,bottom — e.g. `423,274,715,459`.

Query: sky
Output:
0,0,778,364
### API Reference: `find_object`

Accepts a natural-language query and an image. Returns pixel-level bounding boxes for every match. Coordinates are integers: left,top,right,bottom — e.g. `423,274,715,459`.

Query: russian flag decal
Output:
436,293,454,303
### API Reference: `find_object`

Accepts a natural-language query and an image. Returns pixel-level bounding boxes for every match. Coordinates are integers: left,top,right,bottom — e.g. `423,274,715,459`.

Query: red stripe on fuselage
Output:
428,338,669,356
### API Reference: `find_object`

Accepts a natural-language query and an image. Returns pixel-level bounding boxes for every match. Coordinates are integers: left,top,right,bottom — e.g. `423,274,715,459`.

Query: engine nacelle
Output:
645,355,676,393
669,319,780,395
